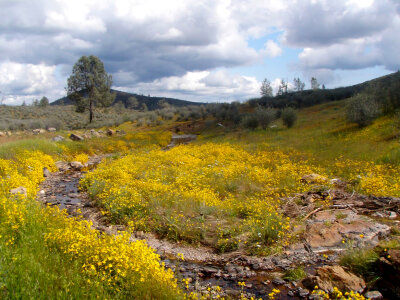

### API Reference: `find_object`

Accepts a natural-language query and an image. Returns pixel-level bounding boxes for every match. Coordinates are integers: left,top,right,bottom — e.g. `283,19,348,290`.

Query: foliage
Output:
281,107,298,128
255,107,277,129
346,93,380,127
283,266,307,281
241,114,259,130
67,55,116,123
293,77,305,92
311,77,320,90
260,78,273,97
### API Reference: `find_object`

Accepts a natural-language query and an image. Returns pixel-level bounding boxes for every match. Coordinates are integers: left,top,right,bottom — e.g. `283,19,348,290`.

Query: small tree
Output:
346,93,380,127
39,96,49,107
293,77,305,92
67,55,115,123
281,107,298,128
260,78,273,97
241,114,259,130
311,77,320,90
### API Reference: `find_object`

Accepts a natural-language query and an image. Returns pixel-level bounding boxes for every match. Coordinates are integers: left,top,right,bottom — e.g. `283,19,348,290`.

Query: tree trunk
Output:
89,100,93,123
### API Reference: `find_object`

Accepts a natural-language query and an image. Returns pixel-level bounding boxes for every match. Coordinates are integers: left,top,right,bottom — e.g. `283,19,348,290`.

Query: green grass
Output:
0,202,119,299
283,266,307,281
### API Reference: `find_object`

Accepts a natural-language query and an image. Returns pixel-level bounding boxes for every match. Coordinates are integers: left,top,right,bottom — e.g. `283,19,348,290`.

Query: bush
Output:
255,107,277,129
346,93,381,127
281,107,298,128
241,114,259,130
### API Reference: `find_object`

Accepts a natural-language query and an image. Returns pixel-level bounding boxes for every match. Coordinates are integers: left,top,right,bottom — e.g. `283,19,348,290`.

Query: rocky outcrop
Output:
302,265,365,293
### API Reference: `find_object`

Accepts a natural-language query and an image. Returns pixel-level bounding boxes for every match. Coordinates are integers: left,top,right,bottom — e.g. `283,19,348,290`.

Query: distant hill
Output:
252,71,400,109
51,89,204,110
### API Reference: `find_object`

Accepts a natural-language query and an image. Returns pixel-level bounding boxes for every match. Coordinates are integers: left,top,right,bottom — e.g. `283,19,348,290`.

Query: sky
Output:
0,0,399,105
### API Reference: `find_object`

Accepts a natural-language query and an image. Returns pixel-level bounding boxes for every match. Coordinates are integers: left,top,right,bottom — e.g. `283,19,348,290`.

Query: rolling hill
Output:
51,89,204,110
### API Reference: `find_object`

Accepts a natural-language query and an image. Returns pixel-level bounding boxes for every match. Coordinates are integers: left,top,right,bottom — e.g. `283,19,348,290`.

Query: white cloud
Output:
0,0,399,101
124,69,260,102
0,62,61,105
261,40,282,58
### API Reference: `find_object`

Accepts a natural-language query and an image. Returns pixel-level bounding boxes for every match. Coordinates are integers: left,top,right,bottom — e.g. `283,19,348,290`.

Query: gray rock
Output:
52,135,64,142
365,291,383,300
272,278,286,285
48,127,57,132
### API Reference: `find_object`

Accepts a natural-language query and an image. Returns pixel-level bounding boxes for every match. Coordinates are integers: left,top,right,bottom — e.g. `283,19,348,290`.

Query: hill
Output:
51,89,204,110
252,71,400,109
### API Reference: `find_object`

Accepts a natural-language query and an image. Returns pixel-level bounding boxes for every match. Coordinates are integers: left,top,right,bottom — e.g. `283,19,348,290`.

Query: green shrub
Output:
346,93,381,127
255,107,278,129
241,114,259,130
281,107,298,128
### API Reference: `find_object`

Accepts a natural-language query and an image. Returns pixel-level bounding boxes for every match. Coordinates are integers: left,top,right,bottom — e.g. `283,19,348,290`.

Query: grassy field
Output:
1,98,399,298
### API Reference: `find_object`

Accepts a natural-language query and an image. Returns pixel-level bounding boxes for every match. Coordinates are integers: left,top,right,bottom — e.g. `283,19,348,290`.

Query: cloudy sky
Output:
0,0,399,104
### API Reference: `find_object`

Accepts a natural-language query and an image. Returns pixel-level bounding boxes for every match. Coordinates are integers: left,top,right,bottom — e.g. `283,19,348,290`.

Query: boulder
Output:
0,131,5,137
33,129,46,134
69,133,84,141
55,161,69,172
90,129,101,137
302,265,365,293
70,161,84,170
52,135,64,142
10,186,28,197
6,131,12,136
301,174,328,184
106,129,115,136
48,127,57,132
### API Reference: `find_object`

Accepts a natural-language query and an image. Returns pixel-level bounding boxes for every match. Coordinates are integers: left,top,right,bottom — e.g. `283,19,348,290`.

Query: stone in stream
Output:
70,161,84,170
365,291,383,300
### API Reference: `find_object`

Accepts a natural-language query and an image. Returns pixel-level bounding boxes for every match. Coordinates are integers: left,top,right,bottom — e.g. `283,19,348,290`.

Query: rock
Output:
69,133,84,141
43,167,51,177
302,265,365,293
0,131,5,137
6,131,12,136
387,249,400,269
283,202,301,218
330,178,347,187
106,129,115,136
202,266,219,274
55,161,69,171
365,291,383,300
301,174,328,184
10,186,28,197
48,127,57,132
272,278,286,285
33,128,46,134
90,129,101,137
52,135,64,142
70,161,84,170
304,209,390,250
388,211,397,219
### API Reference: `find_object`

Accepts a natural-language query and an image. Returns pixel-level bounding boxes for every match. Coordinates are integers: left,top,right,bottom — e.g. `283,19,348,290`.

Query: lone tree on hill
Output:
260,78,273,97
67,55,115,123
